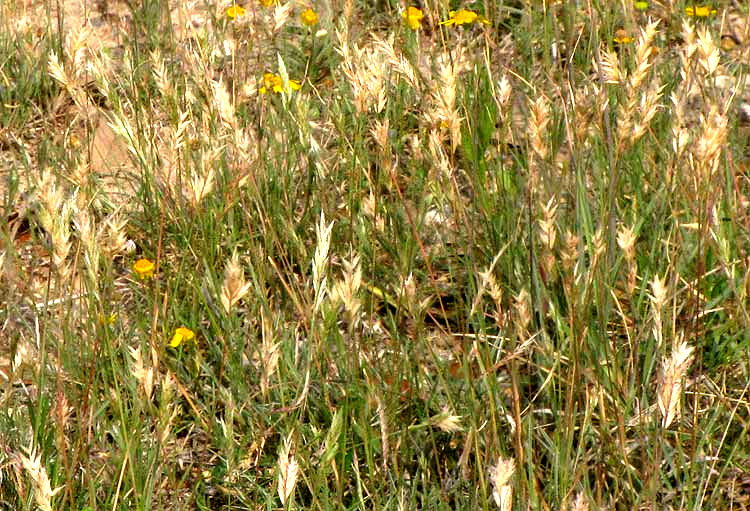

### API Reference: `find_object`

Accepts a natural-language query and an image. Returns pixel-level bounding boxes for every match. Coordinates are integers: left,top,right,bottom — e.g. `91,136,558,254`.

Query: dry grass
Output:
1,0,750,509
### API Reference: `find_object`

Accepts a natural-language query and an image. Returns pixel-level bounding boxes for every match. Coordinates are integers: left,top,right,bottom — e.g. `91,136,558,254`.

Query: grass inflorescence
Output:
1,0,750,509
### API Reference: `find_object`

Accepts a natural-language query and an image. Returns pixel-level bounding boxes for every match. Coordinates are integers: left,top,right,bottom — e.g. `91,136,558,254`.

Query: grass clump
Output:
1,0,750,510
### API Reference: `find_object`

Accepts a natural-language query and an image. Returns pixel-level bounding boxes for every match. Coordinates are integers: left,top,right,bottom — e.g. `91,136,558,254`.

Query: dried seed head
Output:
19,447,61,511
561,230,580,276
431,406,463,433
597,49,623,84
211,79,236,130
694,108,727,170
497,75,512,107
697,27,720,75
657,339,694,428
150,49,171,97
513,288,531,339
128,346,155,401
188,166,216,207
73,208,100,282
616,224,637,261
331,254,362,326
630,20,659,89
273,2,293,33
569,492,589,511
538,197,558,249
489,457,515,511
102,213,130,257
277,433,299,505
313,212,334,314
51,203,73,281
37,172,65,234
220,253,252,313
528,96,550,159
650,275,667,312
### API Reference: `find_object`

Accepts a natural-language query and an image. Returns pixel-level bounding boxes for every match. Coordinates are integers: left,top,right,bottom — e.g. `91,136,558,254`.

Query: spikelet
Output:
650,275,667,349
489,457,515,511
150,49,172,97
430,406,463,433
277,433,299,505
630,20,659,90
538,197,558,279
617,224,637,294
312,212,334,315
497,75,512,107
101,213,130,257
513,289,531,340
330,254,362,327
273,2,293,33
220,253,252,313
211,79,237,130
657,340,694,428
19,447,61,511
528,95,550,160
568,492,590,511
128,346,155,401
51,202,73,282
597,49,623,84
696,27,720,76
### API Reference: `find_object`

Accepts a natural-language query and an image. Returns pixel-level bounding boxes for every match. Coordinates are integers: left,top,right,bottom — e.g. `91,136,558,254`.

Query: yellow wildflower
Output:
613,29,634,44
170,327,195,348
259,0,275,6
402,6,424,30
634,1,648,10
98,313,117,325
684,5,716,17
441,9,490,27
226,4,246,19
133,258,155,279
301,8,318,27
258,73,301,94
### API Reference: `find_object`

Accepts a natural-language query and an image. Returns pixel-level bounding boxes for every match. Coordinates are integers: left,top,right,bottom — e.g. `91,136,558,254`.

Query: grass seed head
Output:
220,253,252,313
489,457,515,511
528,96,550,159
19,447,61,511
657,339,694,428
277,433,300,505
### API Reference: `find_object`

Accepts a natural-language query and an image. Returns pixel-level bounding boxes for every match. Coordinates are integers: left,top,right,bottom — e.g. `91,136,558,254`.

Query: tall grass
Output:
1,0,749,509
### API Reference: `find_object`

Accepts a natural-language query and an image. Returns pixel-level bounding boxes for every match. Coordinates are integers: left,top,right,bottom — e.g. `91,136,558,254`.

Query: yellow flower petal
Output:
170,327,195,348
133,258,155,279
684,5,716,17
226,5,246,19
301,8,318,27
402,6,424,30
440,9,489,27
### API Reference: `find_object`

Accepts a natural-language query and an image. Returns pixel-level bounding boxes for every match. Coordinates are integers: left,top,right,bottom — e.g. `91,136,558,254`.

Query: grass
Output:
1,0,750,509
